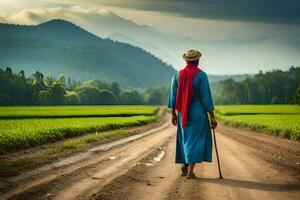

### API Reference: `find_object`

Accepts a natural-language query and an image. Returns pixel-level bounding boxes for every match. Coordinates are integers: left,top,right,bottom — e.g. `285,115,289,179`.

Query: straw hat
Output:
183,49,201,61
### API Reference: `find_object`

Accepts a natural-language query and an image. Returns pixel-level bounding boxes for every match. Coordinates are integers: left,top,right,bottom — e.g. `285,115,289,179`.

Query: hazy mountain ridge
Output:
2,7,298,74
0,19,176,88
108,32,176,65
208,74,254,83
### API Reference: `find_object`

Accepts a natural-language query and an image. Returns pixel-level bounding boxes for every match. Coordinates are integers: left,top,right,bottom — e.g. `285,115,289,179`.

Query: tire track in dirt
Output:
53,125,175,200
94,125,300,200
91,132,181,200
191,132,300,200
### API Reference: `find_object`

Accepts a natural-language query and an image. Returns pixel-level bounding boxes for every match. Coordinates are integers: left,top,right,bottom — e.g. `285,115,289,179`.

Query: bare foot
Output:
186,171,197,179
181,165,188,176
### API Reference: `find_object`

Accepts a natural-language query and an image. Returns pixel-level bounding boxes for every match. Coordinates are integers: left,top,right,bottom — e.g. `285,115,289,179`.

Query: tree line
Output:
1,66,300,106
0,67,169,106
214,66,300,105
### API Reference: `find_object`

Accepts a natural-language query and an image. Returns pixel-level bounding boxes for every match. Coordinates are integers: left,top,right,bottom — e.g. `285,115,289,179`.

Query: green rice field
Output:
216,105,300,115
0,106,158,154
0,105,158,119
215,105,300,141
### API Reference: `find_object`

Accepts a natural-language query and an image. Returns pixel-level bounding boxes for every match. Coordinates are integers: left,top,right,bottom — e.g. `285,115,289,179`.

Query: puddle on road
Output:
109,156,117,160
141,146,166,167
144,163,154,166
153,150,165,162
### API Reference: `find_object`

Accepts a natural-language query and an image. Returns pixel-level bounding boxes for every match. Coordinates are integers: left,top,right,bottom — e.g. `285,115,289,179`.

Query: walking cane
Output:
211,127,223,179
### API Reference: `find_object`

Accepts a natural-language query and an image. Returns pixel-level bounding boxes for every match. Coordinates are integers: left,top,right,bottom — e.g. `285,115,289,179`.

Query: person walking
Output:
168,49,217,179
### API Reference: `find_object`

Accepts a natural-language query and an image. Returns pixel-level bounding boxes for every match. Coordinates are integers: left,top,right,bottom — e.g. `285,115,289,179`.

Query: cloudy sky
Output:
0,0,300,74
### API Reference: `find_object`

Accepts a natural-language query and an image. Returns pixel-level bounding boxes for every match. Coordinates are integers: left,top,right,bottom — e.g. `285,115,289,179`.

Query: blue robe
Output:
168,70,214,164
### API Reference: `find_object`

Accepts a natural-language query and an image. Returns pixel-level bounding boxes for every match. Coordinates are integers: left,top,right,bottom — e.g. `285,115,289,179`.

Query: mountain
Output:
75,11,300,73
108,33,176,66
1,7,299,74
0,19,176,88
63,11,201,68
208,74,254,83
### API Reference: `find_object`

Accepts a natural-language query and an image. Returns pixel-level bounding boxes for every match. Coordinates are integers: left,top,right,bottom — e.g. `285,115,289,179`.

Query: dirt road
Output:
94,124,300,200
1,117,300,200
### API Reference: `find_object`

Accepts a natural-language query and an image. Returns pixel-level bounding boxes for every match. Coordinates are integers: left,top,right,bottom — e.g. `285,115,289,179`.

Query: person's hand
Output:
172,113,177,126
211,117,218,129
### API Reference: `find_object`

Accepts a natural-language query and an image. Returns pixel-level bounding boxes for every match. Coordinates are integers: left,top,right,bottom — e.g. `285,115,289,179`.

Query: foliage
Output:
2,66,299,106
0,68,167,105
144,85,169,105
293,85,300,104
65,91,80,105
119,90,144,105
214,67,300,105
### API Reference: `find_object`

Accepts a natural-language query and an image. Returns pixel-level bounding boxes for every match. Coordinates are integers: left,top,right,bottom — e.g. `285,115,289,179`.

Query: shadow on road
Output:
193,177,300,191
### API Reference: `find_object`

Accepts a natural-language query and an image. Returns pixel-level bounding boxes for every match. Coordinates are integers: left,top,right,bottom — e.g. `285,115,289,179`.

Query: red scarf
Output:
175,61,200,128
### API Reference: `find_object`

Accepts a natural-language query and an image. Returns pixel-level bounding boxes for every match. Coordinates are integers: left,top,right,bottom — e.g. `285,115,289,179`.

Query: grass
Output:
216,105,300,115
59,130,130,151
215,105,300,140
0,115,156,153
0,129,131,177
0,105,158,119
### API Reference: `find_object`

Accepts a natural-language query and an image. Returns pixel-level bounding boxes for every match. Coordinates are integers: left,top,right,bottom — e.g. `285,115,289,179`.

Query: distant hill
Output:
208,74,254,83
0,19,176,88
109,32,175,64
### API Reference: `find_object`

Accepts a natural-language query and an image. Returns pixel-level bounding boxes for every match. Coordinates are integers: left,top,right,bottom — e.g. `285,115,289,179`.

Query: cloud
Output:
0,13,9,23
86,0,300,24
9,0,299,25
0,6,112,25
